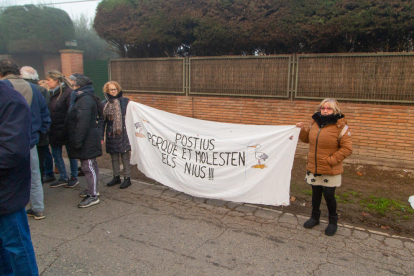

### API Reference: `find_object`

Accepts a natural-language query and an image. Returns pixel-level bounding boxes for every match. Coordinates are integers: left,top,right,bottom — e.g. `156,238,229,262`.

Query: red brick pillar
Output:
59,49,84,77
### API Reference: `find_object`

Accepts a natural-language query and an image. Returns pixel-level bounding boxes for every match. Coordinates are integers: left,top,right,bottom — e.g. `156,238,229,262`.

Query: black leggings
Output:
311,185,337,216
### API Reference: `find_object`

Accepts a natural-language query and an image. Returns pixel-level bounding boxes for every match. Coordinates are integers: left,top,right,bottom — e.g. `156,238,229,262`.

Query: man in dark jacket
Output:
21,66,55,184
67,75,103,208
0,80,39,275
0,59,51,220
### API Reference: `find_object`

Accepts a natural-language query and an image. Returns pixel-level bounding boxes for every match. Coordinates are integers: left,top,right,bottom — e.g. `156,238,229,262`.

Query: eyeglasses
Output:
320,107,333,111
109,89,118,92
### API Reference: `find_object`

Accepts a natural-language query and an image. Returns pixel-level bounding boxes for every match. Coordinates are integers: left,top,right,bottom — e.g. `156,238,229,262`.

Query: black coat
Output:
101,92,131,154
67,85,102,160
49,85,72,146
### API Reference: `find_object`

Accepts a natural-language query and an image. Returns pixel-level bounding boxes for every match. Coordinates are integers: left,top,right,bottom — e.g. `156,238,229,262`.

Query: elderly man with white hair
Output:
21,66,56,185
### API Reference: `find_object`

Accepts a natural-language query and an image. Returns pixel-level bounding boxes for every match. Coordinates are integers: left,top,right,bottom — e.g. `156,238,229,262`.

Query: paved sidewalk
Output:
30,168,414,275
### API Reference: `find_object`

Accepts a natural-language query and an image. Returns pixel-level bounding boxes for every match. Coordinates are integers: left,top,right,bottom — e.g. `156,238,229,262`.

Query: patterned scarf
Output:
103,93,122,136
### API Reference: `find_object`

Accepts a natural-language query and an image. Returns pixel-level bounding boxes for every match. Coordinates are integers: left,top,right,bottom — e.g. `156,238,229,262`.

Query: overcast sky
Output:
4,0,101,19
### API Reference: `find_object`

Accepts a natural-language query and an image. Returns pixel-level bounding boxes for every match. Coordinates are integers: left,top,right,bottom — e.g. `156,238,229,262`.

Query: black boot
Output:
325,215,338,236
107,176,121,187
120,177,131,189
304,210,321,229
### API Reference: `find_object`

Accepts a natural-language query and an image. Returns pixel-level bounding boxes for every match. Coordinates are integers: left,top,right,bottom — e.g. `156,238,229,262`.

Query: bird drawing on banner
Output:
134,121,145,138
248,144,269,169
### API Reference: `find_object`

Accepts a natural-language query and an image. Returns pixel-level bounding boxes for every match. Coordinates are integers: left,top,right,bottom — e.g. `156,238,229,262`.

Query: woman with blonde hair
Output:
46,70,79,188
296,98,352,236
101,81,132,189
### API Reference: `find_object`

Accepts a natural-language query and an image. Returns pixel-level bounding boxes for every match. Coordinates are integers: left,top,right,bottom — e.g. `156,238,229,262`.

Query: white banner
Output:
126,102,300,206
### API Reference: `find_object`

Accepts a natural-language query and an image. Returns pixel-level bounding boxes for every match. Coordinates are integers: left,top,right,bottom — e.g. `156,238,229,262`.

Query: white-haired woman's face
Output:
320,102,334,116
46,77,59,90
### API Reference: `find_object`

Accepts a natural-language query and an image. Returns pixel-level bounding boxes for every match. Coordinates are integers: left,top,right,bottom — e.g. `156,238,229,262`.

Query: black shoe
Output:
107,176,121,187
325,215,338,236
27,209,46,220
120,177,131,189
66,177,79,188
50,178,69,188
304,210,321,229
79,189,100,198
43,175,56,183
78,195,100,208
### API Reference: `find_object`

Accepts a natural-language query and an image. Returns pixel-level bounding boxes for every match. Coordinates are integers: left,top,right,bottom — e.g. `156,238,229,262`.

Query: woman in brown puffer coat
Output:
296,98,352,236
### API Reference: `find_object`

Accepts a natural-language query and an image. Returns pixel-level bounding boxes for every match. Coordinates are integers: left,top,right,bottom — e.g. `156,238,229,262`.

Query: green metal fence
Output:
84,60,108,100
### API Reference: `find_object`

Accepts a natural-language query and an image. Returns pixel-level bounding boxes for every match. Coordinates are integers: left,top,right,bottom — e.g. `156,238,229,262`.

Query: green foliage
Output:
362,196,413,217
73,14,119,60
93,0,414,57
98,0,135,11
0,5,75,54
301,189,312,196
94,0,199,58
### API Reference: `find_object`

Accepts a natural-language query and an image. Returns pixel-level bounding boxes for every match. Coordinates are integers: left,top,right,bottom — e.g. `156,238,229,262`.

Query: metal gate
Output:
84,60,109,100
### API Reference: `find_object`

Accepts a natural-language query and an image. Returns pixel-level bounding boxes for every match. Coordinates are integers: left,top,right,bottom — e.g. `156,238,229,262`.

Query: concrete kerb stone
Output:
192,197,207,204
278,212,298,225
235,205,257,213
176,193,194,201
205,199,227,207
368,229,391,237
255,209,281,220
225,201,242,210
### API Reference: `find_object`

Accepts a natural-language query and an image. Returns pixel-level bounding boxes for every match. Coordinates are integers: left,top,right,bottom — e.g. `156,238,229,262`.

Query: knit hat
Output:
69,73,82,82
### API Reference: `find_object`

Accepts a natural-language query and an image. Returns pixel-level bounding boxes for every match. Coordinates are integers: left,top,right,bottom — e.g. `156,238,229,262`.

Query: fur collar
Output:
312,112,344,128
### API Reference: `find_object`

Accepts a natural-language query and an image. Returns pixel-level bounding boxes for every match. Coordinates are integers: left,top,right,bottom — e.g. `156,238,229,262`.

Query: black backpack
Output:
92,95,104,121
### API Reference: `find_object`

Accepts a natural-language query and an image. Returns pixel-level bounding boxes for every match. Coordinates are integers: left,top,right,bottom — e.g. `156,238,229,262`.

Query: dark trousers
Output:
311,185,337,216
80,158,99,196
37,145,54,184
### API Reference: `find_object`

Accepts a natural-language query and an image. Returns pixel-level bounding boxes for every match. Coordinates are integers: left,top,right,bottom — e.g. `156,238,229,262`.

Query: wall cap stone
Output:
59,49,84,54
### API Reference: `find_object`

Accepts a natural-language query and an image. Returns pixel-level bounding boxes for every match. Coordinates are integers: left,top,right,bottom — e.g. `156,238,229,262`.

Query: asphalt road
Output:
29,167,414,276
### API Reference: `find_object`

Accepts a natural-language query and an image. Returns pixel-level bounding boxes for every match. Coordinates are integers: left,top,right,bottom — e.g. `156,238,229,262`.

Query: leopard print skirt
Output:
305,171,341,187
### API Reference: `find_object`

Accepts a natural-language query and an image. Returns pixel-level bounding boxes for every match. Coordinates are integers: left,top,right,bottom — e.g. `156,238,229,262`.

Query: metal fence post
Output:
290,54,296,101
185,57,190,96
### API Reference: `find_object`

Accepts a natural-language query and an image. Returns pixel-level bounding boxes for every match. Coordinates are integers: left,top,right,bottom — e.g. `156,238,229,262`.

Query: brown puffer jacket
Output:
299,113,352,175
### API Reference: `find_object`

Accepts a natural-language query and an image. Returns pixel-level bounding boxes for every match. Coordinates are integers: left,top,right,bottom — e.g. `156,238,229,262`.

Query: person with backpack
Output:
296,98,352,236
67,75,103,208
101,81,132,189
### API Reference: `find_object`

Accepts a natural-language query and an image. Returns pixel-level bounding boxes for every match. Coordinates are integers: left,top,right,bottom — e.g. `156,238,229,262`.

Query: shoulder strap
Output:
338,125,348,140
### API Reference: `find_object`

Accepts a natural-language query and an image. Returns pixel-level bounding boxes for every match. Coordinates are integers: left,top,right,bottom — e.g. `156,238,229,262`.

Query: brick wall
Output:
124,93,414,165
59,49,84,77
42,54,61,79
